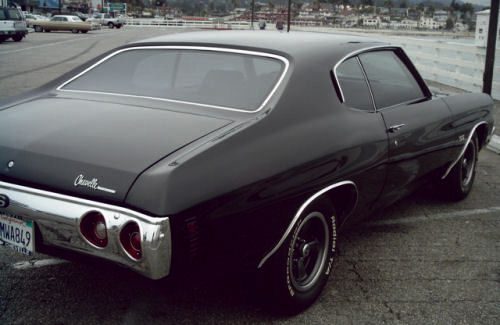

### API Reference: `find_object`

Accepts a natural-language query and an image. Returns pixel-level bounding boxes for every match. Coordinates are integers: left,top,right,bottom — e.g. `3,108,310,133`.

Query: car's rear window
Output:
61,48,286,112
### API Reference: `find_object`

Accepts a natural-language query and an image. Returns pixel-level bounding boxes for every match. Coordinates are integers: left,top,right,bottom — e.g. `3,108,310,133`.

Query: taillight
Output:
80,211,108,248
120,222,142,260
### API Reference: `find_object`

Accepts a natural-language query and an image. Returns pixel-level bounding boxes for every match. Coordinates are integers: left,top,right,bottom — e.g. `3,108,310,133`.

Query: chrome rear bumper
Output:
0,181,171,280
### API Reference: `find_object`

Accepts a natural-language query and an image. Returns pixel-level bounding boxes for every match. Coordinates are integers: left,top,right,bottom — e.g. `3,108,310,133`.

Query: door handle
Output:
387,124,406,133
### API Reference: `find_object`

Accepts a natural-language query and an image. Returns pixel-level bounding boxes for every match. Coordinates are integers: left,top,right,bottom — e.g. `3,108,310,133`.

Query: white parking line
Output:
12,258,68,270
0,31,117,55
366,207,500,226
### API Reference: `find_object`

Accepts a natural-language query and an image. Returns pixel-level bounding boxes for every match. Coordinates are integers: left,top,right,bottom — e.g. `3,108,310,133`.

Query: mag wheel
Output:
443,133,478,201
259,198,336,314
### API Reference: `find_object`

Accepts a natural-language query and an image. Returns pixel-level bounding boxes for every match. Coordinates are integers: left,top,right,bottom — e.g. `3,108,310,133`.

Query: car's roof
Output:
134,30,388,60
53,15,78,18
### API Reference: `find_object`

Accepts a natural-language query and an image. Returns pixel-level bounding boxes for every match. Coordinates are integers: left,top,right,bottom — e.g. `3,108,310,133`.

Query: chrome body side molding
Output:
257,180,358,269
441,121,488,180
0,181,171,280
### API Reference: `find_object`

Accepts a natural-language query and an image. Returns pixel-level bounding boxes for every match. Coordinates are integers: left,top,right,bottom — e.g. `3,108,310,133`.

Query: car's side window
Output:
358,50,425,109
336,57,374,111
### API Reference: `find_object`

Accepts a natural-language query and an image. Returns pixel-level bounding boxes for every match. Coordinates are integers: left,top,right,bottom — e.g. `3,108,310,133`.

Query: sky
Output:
465,0,494,5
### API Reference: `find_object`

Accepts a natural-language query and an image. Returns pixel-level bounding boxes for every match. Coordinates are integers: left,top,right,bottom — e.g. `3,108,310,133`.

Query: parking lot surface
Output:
0,28,499,324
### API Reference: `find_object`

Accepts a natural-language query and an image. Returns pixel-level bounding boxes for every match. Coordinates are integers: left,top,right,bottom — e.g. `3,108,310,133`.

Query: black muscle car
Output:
0,31,495,313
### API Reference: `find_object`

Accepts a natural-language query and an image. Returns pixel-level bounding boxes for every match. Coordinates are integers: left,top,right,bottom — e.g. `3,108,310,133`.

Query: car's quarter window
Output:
335,57,374,111
60,48,287,112
358,50,425,109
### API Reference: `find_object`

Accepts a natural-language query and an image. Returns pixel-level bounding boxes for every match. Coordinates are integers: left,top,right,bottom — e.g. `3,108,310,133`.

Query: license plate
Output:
0,213,34,256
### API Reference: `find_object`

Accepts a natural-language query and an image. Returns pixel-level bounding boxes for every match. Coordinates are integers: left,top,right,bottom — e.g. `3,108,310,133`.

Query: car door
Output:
358,49,454,202
333,55,389,224
51,17,63,30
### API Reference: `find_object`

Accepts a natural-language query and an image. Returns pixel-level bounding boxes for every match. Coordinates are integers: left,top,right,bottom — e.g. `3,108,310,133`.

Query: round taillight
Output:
120,222,142,260
80,211,108,248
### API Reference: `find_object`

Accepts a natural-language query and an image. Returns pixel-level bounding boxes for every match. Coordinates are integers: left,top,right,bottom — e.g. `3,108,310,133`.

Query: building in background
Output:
475,9,500,47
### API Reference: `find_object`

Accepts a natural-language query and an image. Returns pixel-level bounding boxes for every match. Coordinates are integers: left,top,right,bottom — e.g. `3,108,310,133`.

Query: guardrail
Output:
124,19,500,100
124,18,250,29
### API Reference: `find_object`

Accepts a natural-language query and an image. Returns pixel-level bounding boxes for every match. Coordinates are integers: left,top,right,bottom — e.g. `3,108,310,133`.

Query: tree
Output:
449,0,460,12
445,17,454,30
268,0,275,11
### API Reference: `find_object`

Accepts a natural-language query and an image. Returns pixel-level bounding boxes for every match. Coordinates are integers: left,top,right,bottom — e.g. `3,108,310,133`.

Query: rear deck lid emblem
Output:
74,174,116,194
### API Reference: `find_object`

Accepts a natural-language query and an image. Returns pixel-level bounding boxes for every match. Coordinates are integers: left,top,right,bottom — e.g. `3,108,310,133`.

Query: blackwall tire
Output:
34,25,43,32
108,22,114,29
443,133,478,201
258,198,337,314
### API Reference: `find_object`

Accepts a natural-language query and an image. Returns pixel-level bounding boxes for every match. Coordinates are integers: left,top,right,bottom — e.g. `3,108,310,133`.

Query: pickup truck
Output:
88,13,125,29
0,7,27,43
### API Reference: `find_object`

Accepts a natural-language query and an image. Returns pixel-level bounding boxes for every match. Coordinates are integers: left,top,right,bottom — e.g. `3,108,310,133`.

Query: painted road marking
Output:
0,30,121,55
366,207,500,226
12,258,68,270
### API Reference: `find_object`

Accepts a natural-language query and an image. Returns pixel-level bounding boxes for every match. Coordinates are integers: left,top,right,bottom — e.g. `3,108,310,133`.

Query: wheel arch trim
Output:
257,180,358,269
441,121,488,180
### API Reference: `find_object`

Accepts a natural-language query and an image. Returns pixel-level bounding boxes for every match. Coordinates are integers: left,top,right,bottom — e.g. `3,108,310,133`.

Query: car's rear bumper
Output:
0,181,171,279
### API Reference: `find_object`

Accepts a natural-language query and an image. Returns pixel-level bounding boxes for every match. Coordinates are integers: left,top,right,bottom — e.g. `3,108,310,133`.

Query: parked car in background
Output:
32,15,99,33
24,13,49,28
0,6,27,42
275,20,284,30
0,31,495,313
87,13,125,29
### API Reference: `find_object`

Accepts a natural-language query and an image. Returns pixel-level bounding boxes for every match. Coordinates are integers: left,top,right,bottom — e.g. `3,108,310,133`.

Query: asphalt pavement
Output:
0,27,499,324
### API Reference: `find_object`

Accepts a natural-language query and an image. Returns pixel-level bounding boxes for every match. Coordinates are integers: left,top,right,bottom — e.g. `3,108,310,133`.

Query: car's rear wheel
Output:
44,29,51,32
71,29,79,34
12,35,23,42
258,198,337,314
34,25,43,32
81,30,88,34
442,133,478,200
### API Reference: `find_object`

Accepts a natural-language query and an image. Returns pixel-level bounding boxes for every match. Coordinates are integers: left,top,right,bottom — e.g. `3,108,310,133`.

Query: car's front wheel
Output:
259,198,337,314
34,25,43,32
108,22,114,29
442,133,478,200
12,35,23,42
71,29,79,34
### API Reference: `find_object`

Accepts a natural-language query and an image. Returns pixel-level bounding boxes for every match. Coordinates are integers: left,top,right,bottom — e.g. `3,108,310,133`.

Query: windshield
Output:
61,48,286,112
7,9,23,20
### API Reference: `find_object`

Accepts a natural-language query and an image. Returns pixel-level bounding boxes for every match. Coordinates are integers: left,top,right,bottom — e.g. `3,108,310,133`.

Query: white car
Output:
24,13,49,28
0,7,27,42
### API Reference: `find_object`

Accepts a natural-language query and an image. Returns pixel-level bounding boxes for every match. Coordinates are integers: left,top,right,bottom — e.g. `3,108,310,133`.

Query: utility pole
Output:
483,0,499,95
251,0,255,29
287,0,291,32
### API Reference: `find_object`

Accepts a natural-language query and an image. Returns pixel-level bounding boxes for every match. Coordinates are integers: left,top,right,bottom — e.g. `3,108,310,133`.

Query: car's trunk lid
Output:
0,97,232,203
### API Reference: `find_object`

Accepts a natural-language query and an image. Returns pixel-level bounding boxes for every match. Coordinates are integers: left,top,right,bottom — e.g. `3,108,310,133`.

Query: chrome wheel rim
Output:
289,212,329,292
461,140,476,187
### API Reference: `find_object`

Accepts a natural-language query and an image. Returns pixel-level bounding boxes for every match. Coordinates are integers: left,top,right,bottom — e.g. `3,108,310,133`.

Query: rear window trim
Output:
57,46,290,114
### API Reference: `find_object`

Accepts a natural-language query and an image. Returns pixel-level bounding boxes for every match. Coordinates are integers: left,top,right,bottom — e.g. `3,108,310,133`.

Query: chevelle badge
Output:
74,174,116,194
